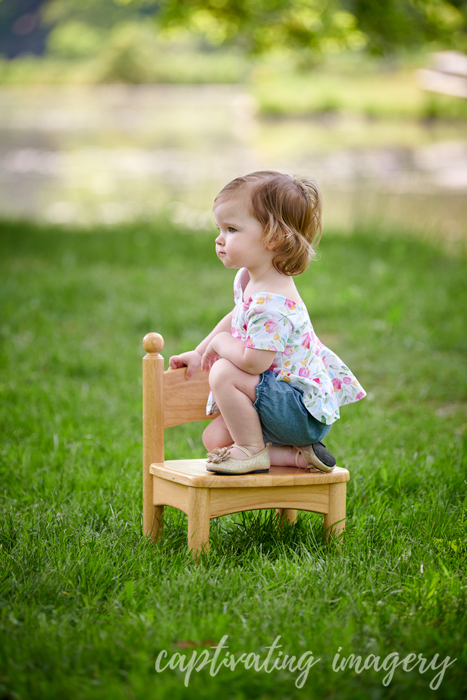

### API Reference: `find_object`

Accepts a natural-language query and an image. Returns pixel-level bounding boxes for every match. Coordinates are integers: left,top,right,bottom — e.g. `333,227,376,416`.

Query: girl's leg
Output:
202,414,232,452
269,446,309,468
205,359,314,467
208,358,263,459
203,419,309,467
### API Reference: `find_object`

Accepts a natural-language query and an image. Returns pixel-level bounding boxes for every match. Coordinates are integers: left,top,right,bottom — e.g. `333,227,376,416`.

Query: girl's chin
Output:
217,254,241,270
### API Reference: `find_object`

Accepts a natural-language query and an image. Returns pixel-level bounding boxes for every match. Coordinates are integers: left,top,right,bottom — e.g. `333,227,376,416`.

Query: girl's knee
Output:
209,358,238,388
210,359,260,404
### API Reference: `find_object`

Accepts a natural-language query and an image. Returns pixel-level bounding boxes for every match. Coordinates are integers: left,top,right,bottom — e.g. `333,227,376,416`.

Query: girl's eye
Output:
227,227,237,233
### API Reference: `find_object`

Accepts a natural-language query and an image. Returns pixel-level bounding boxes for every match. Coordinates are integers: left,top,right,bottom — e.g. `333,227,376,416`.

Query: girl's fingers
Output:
170,356,189,370
206,354,217,369
201,348,220,371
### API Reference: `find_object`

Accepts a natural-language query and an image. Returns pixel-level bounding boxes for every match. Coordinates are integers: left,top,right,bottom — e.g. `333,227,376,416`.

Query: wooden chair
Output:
142,332,350,557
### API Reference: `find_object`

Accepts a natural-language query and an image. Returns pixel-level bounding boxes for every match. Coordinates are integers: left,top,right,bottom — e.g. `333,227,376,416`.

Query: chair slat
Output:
163,366,218,428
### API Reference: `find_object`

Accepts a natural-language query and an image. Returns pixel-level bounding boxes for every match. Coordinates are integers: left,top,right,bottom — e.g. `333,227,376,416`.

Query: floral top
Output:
206,268,366,425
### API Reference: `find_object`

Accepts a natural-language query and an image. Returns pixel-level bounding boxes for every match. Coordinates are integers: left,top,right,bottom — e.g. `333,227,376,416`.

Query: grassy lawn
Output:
0,219,466,699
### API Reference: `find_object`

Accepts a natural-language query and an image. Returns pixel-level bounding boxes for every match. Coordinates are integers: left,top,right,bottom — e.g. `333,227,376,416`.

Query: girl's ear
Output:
264,223,282,251
265,231,279,251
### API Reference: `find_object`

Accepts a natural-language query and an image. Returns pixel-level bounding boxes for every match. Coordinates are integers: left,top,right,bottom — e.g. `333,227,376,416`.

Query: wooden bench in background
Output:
418,51,467,99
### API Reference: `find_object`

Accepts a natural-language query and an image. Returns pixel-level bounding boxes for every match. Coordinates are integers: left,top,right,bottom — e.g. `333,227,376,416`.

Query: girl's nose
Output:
215,231,224,245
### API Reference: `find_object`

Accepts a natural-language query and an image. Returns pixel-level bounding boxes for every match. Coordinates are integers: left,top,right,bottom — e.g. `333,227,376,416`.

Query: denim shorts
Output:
253,370,332,447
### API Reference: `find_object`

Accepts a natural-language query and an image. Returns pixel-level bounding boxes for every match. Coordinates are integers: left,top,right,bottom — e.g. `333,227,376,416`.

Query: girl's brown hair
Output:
215,171,322,276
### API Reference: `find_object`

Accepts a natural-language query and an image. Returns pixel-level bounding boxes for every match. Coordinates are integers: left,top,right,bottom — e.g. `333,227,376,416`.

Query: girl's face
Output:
213,187,274,273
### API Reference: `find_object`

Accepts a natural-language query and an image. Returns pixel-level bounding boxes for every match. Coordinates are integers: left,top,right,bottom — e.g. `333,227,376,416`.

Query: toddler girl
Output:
169,171,366,475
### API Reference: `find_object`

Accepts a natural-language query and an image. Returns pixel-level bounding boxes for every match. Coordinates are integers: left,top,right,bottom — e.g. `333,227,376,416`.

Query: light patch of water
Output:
0,85,466,243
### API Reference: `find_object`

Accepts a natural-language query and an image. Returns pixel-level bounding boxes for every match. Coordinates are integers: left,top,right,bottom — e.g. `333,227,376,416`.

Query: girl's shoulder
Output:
246,291,307,317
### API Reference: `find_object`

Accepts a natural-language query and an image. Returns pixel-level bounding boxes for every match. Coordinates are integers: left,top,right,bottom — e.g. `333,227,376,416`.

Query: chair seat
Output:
150,460,350,488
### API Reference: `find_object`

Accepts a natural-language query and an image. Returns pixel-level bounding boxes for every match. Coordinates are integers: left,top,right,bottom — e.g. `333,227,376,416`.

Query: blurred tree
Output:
154,0,467,56
157,0,368,57
346,0,467,55
2,0,466,62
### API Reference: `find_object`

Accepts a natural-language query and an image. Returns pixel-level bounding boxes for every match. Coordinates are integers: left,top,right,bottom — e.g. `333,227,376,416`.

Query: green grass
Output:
1,219,466,699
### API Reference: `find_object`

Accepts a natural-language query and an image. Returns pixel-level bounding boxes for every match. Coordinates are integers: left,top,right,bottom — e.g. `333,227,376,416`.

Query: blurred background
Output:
0,0,466,242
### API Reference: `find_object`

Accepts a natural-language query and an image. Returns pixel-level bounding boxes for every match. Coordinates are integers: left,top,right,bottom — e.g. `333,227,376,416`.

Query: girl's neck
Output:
242,265,302,302
246,264,279,289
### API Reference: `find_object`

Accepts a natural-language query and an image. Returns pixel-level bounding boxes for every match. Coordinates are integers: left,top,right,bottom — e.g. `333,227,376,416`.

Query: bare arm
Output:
168,310,233,378
201,331,275,375
194,311,233,355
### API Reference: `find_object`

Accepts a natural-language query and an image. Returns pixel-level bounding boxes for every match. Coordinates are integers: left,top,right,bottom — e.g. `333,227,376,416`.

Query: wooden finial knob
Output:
143,332,164,354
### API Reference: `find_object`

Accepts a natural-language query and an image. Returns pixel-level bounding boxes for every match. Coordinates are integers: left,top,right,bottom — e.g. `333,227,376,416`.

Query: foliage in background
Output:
346,0,467,56
1,0,467,68
156,0,367,59
134,0,467,58
40,0,467,59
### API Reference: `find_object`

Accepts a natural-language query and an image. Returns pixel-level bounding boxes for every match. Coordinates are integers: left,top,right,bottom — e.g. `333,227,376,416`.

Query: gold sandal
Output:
206,443,271,475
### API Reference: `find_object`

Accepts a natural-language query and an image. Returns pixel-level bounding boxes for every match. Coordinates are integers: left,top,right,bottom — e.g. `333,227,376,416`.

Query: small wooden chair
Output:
142,332,349,556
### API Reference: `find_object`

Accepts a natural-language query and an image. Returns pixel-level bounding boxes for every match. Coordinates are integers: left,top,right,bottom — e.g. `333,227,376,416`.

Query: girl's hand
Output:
201,342,220,371
168,350,202,379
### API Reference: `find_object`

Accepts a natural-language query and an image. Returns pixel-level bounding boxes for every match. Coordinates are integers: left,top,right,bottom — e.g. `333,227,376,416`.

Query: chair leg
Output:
152,505,164,542
187,487,211,560
324,482,346,540
143,495,156,538
276,508,297,526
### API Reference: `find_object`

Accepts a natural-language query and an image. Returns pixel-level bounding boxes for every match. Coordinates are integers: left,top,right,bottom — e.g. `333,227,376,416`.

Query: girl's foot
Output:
206,443,270,475
228,443,265,460
294,443,336,473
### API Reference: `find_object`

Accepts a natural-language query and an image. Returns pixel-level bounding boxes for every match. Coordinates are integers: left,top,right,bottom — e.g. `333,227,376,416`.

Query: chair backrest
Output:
142,331,218,493
163,367,216,428
142,332,219,536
